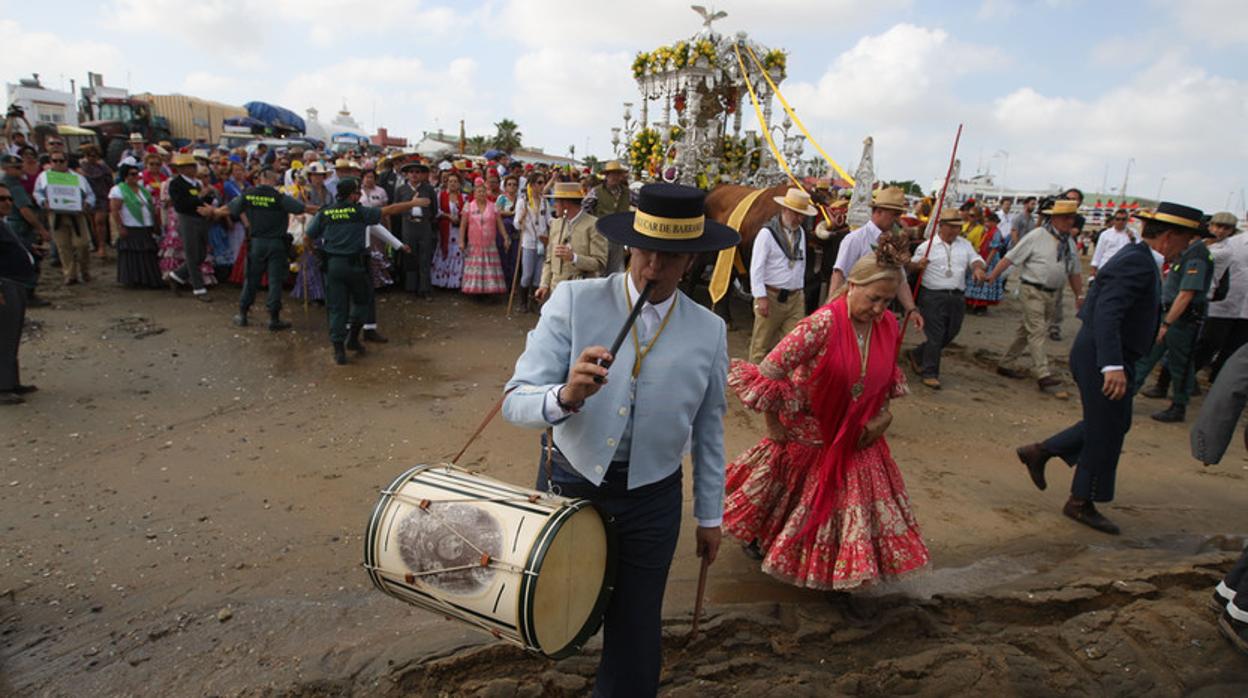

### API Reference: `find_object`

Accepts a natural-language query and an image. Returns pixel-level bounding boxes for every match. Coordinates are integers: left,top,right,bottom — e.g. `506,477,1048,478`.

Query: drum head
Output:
527,504,612,657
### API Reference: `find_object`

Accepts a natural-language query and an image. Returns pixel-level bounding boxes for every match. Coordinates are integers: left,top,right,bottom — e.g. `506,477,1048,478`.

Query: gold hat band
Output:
1149,212,1200,229
633,210,705,240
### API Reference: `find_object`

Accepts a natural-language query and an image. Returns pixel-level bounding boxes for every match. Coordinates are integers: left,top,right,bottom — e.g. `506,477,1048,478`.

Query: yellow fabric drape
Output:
709,188,767,305
743,43,855,186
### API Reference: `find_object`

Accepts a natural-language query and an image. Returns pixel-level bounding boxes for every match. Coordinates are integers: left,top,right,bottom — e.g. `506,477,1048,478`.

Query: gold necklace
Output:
851,321,872,400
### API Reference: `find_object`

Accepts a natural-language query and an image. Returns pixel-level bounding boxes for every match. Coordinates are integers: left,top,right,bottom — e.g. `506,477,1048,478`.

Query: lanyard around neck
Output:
624,279,678,379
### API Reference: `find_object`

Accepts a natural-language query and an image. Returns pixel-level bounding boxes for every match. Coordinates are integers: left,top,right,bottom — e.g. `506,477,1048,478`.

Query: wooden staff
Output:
505,205,524,317
898,123,963,349
690,555,711,641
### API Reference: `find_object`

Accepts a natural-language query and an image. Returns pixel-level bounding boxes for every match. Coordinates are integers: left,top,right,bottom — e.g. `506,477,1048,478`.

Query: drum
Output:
364,463,615,659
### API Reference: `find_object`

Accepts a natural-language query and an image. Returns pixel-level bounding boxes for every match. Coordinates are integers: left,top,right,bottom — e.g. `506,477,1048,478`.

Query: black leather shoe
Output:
332,342,348,365
1140,384,1167,399
232,313,248,327
1062,499,1120,535
363,329,388,343
1151,404,1186,423
0,392,25,405
25,295,50,308
997,366,1027,380
1219,612,1248,657
12,384,37,394
742,540,764,561
268,313,291,331
1212,591,1231,614
1016,443,1051,491
347,325,366,353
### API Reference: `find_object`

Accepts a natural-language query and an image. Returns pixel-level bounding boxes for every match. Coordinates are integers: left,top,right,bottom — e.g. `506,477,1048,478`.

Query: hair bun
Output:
873,230,906,267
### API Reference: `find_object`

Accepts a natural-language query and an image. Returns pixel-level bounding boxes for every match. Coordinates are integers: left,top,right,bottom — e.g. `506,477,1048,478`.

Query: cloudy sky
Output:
3,0,1246,212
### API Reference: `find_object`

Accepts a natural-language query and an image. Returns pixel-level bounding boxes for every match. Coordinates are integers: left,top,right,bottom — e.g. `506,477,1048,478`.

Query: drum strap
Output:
450,389,554,491
451,390,512,465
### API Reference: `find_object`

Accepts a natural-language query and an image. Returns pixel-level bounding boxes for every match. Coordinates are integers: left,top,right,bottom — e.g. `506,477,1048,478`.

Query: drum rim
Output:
518,500,618,659
364,464,426,592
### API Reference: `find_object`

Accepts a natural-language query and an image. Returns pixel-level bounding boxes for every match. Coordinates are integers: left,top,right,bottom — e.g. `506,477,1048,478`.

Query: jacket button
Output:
607,438,617,447
618,407,628,416
594,465,604,473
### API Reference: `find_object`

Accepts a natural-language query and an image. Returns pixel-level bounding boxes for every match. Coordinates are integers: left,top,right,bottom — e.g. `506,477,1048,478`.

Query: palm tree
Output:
464,135,489,155
492,119,523,153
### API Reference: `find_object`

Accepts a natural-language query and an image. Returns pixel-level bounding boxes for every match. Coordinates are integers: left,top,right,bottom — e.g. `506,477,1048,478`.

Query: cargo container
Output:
136,93,246,144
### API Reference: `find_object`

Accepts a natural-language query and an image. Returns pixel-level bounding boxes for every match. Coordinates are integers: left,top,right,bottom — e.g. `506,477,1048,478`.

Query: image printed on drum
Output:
396,504,503,595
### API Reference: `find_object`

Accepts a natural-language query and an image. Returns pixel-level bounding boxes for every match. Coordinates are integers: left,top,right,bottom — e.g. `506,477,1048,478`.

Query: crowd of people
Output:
3,130,1248,674
0,133,639,363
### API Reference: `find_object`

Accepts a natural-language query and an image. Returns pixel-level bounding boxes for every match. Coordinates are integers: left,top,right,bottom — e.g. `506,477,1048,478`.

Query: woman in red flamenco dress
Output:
723,246,930,591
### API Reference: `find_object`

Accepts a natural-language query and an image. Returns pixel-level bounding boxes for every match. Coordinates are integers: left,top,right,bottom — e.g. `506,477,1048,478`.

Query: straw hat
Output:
171,153,197,167
937,208,962,224
304,161,329,176
600,160,628,175
334,158,357,170
128,133,145,143
871,187,907,212
596,183,739,254
547,182,586,200
1039,199,1080,216
773,188,818,216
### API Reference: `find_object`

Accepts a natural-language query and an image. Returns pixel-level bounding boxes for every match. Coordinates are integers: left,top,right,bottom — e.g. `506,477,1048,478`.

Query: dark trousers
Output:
173,214,210,291
1195,317,1248,381
542,446,681,698
1219,547,1248,621
239,237,289,314
324,255,370,343
1133,317,1200,405
1042,328,1135,502
360,280,378,329
914,289,965,378
401,221,435,295
0,277,26,391
804,273,829,315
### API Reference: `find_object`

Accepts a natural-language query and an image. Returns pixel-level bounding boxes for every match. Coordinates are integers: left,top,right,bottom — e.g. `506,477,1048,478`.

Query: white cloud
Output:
986,53,1248,208
1172,0,1248,46
509,47,634,152
784,24,1007,124
0,19,125,89
276,55,492,139
179,71,237,98
107,0,265,66
495,0,910,49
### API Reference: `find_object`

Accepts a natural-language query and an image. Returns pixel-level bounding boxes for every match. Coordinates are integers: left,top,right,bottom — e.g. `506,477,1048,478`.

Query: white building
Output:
6,76,77,129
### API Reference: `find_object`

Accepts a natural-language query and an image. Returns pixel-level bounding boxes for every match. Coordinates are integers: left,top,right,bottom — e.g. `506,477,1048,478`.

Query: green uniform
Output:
1133,240,1213,405
230,185,305,314
3,173,40,289
305,202,383,343
3,173,36,247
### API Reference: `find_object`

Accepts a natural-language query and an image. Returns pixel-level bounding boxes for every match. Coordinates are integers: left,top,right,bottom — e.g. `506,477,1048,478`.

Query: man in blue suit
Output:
1014,202,1205,534
503,183,739,697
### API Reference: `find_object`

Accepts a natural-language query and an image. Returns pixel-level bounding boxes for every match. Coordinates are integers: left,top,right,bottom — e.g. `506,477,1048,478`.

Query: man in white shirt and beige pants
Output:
748,188,816,362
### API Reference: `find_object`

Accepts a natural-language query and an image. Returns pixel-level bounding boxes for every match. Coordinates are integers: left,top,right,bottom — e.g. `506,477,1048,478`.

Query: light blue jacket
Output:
503,273,728,525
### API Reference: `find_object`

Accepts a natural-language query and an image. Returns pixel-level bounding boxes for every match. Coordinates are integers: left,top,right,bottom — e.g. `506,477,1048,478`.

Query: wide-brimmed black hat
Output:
596,183,739,253
400,160,428,173
1136,201,1211,237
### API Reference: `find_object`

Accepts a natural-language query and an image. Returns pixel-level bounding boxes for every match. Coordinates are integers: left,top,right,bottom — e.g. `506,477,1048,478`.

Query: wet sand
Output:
2,258,1246,696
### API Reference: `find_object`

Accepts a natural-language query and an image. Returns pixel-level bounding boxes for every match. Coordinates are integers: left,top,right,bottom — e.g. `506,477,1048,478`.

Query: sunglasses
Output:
0,195,13,202
50,158,67,163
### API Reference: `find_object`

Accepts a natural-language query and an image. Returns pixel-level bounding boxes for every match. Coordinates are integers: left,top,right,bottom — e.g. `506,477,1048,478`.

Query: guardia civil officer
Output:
304,177,416,365
1133,213,1217,423
208,167,307,330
